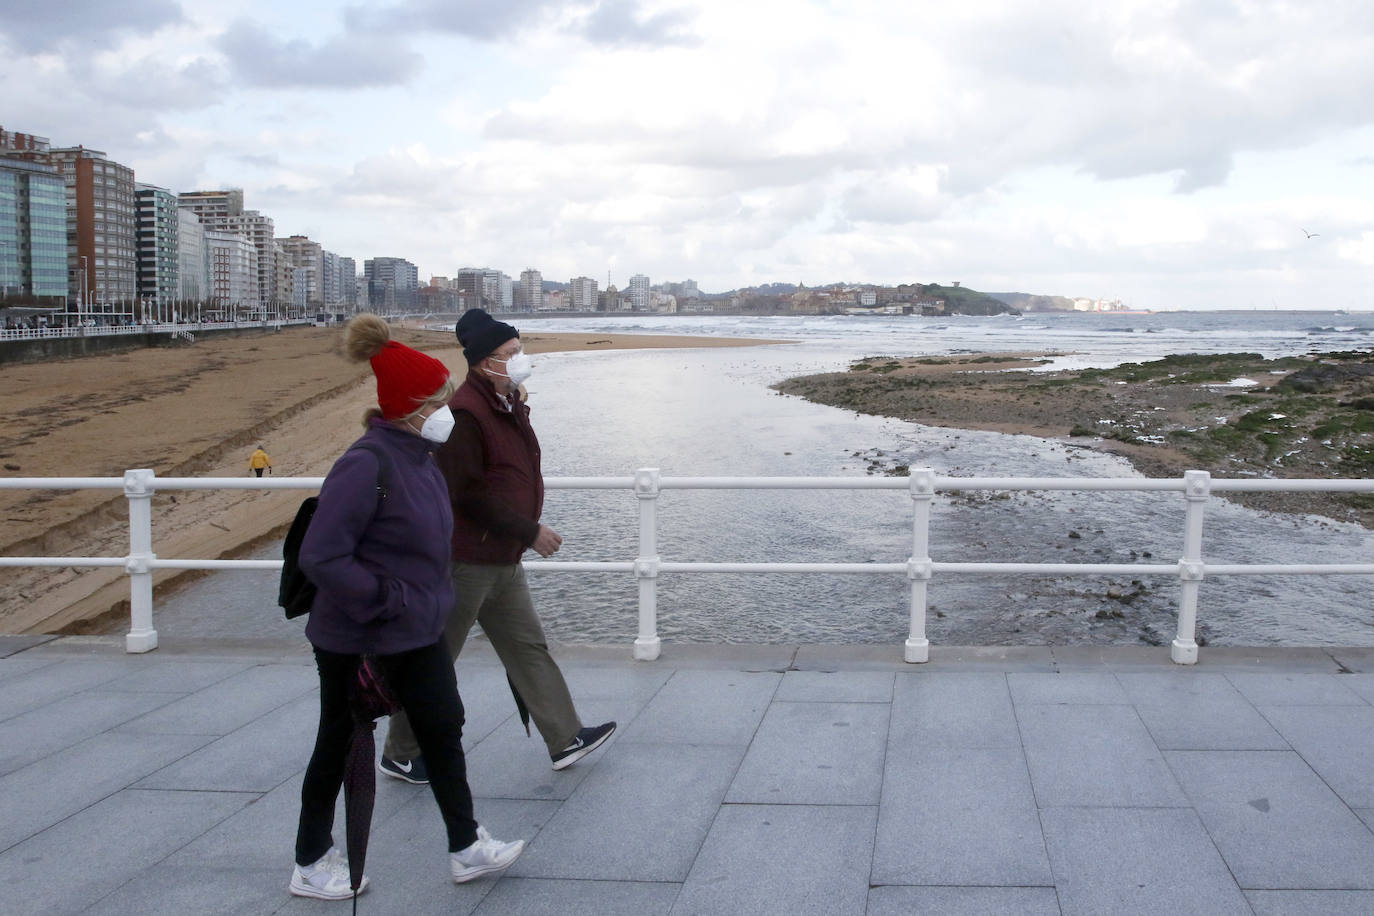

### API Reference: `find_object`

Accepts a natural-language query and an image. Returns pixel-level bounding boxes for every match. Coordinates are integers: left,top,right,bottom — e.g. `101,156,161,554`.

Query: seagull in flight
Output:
1301,228,1320,238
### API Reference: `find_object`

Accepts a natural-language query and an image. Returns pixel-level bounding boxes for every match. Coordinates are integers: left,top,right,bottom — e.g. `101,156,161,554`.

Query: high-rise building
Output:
176,189,244,222
321,250,339,307
134,184,179,311
273,240,295,314
175,207,209,306
47,146,137,308
217,211,274,307
517,268,542,312
570,276,598,312
338,257,356,308
277,235,323,307
628,273,650,311
292,267,309,313
0,156,66,302
364,257,419,312
205,229,258,315
178,192,275,307
489,271,513,311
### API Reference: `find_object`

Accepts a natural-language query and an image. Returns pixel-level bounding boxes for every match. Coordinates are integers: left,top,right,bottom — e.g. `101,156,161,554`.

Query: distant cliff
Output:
986,292,1077,312
912,284,1019,316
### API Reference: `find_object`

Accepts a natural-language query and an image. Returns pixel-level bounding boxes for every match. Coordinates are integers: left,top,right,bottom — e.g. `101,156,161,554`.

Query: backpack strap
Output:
348,440,393,499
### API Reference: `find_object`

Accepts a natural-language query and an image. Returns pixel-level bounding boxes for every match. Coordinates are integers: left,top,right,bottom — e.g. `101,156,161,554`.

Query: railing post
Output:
123,468,158,653
1171,470,1210,665
632,468,662,660
905,468,935,663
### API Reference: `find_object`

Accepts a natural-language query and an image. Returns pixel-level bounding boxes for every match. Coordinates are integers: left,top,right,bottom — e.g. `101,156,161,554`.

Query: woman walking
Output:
290,314,524,901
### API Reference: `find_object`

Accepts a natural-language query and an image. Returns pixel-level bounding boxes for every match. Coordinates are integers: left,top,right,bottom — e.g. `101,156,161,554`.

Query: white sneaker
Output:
289,847,368,900
450,825,525,883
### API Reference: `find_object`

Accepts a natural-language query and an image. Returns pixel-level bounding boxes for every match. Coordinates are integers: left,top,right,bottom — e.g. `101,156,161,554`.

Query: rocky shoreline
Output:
775,350,1374,529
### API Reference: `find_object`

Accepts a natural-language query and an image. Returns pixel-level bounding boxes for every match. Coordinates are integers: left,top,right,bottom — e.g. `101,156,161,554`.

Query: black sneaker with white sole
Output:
551,721,616,770
378,754,429,785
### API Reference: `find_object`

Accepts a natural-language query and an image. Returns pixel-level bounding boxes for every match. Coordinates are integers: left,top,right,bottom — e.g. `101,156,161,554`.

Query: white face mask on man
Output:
417,405,455,443
487,351,533,385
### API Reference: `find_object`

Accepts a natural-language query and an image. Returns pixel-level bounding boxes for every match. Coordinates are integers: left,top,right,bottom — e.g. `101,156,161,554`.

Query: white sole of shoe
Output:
451,842,525,883
289,875,367,900
551,726,616,771
377,760,428,785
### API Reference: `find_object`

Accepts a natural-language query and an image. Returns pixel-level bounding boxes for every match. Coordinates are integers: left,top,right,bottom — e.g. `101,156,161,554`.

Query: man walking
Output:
380,309,615,783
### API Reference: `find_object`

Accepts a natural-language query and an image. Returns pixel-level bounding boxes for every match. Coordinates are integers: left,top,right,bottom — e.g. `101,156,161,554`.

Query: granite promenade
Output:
3,634,1373,915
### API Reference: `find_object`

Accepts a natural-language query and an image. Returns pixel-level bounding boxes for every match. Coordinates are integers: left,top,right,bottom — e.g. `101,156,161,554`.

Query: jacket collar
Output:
463,366,523,414
366,416,438,458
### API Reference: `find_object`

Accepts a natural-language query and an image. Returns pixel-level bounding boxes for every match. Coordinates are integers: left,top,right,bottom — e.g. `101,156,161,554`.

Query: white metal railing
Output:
0,318,312,342
3,468,1374,662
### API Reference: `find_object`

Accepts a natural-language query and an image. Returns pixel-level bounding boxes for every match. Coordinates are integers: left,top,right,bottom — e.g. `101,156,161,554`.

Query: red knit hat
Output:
371,341,450,419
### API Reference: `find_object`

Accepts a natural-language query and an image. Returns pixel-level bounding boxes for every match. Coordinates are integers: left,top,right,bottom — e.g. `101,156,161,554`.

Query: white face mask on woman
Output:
417,405,455,443
488,351,533,385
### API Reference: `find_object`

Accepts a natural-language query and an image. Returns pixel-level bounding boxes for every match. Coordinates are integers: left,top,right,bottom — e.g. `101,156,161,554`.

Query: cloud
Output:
214,19,421,89
370,0,699,47
580,0,699,47
376,0,559,40
0,0,183,52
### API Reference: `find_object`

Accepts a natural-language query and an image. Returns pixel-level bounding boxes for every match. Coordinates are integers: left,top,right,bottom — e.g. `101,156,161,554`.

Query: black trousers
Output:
295,641,478,865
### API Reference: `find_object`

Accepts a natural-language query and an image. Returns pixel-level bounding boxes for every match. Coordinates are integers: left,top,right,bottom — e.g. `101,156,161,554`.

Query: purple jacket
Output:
301,419,453,655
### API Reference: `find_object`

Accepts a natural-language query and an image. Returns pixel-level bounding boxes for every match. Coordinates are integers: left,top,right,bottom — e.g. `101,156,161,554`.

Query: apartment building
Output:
278,235,323,308
364,256,419,312
134,184,179,309
628,273,650,311
0,155,67,302
569,276,598,311
338,256,356,308
205,229,258,315
174,207,210,306
47,146,137,307
517,268,542,312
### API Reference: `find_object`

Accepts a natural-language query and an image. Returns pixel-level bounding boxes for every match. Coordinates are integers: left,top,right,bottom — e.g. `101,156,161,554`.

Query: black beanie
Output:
455,309,519,365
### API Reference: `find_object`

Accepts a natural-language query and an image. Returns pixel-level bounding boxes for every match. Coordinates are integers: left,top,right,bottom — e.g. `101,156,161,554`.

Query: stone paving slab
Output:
866,886,1062,915
1225,672,1367,705
620,669,779,746
671,804,874,915
510,741,743,882
890,671,1020,748
1245,890,1374,915
725,700,888,805
1019,704,1188,808
7,639,1374,915
1040,807,1252,916
0,730,216,852
1117,672,1290,750
1166,749,1374,889
873,744,1052,887
1258,705,1374,807
0,788,253,916
0,634,57,658
0,689,176,776
473,877,681,916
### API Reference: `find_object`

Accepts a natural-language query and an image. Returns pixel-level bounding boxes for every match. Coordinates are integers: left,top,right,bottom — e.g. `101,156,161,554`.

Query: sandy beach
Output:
0,324,783,635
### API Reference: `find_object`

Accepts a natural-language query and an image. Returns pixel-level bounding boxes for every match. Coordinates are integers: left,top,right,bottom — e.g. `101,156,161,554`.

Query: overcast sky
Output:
3,0,1372,309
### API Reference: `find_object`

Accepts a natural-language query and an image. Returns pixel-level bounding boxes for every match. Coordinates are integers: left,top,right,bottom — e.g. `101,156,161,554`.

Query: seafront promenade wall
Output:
0,324,288,367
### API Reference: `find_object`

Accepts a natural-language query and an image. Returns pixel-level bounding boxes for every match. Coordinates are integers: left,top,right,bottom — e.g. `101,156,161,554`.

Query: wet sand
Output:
777,351,1374,528
0,324,784,634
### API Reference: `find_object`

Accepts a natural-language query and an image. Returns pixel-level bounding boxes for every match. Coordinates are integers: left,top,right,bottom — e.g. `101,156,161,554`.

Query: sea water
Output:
157,310,1374,647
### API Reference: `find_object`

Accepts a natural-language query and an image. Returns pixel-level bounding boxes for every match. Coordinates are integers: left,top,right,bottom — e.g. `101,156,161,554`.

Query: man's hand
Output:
531,524,563,557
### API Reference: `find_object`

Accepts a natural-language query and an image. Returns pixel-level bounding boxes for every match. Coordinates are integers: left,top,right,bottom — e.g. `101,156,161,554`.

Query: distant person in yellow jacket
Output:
249,446,272,477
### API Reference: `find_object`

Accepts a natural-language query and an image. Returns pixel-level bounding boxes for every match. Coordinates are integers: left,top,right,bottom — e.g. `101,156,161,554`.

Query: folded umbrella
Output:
343,656,401,913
